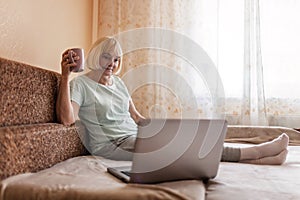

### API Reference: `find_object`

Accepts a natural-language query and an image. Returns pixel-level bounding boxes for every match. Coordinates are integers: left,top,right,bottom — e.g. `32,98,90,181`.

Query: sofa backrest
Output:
0,57,61,127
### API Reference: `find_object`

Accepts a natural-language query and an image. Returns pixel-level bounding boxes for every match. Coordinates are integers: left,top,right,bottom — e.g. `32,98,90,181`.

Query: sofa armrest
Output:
226,125,300,146
0,123,88,180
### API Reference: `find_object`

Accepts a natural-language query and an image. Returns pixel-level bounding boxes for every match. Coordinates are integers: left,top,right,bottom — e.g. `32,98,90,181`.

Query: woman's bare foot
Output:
241,149,288,165
240,133,289,160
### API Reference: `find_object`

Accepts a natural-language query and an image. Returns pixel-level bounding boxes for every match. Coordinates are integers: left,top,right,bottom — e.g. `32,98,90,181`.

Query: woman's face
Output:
99,51,120,76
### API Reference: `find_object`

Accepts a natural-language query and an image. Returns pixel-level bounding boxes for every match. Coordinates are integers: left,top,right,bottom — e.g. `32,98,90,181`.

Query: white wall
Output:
0,0,93,73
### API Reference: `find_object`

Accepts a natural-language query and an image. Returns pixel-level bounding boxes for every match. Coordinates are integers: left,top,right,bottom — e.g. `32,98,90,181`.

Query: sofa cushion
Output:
0,57,61,127
0,123,88,180
0,156,205,200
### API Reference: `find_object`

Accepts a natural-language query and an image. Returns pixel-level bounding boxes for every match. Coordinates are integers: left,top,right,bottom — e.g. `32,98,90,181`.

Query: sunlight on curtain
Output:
212,0,300,127
214,0,270,126
260,0,300,127
217,0,300,127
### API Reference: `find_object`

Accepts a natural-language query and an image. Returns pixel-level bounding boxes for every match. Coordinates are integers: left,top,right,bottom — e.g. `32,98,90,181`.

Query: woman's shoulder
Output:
70,75,95,90
71,74,91,84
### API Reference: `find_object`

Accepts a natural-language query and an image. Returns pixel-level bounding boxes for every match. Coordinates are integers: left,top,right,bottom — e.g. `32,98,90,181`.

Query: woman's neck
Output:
99,75,113,86
85,71,113,86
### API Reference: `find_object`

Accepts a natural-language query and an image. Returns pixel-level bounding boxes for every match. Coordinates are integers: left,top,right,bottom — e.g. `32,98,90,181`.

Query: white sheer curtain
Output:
242,0,268,125
214,0,300,127
94,0,300,128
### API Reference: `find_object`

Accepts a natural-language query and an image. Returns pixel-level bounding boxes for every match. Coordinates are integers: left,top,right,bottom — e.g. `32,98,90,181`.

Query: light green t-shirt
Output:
70,75,137,155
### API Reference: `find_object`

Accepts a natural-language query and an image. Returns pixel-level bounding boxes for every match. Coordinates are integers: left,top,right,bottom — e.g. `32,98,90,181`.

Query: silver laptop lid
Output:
130,119,227,183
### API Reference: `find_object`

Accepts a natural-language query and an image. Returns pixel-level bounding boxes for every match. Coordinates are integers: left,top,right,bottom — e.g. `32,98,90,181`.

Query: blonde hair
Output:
85,36,123,75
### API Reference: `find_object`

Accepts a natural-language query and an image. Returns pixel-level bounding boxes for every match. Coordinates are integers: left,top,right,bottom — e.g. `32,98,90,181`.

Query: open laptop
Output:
107,118,227,184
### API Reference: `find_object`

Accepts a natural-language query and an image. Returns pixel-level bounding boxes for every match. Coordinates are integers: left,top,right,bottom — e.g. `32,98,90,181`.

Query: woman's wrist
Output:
61,74,70,82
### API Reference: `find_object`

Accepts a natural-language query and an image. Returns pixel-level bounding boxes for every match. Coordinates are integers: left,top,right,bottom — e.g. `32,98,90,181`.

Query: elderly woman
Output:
56,36,289,165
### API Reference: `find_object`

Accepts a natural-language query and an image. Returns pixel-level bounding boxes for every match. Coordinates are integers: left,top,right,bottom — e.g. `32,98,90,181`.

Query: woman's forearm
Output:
56,76,75,125
129,100,146,125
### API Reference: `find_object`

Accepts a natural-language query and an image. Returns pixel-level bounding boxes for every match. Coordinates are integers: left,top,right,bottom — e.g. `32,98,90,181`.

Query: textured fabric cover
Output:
0,123,87,180
0,57,60,127
0,57,87,180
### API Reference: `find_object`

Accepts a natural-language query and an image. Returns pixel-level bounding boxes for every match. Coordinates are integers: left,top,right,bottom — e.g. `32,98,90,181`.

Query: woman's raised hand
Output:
60,49,80,77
